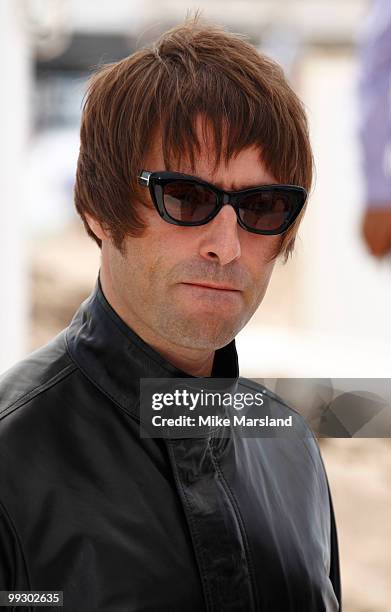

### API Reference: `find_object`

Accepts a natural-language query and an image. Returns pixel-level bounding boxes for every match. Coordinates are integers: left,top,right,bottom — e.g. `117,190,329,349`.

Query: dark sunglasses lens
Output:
163,181,217,223
238,190,298,232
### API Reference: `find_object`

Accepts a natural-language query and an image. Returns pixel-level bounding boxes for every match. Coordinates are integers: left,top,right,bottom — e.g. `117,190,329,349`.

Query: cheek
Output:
260,234,282,259
148,219,199,265
242,234,281,275
121,225,182,287
240,237,279,307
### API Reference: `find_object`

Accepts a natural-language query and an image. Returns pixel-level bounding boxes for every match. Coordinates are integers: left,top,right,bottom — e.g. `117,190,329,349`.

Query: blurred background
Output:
1,0,390,609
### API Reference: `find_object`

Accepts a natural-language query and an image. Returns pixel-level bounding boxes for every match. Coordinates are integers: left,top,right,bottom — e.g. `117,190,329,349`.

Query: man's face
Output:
88,127,282,351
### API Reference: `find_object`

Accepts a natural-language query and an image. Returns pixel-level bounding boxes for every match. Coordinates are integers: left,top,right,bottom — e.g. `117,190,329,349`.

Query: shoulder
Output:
0,329,77,422
0,332,79,587
0,330,85,502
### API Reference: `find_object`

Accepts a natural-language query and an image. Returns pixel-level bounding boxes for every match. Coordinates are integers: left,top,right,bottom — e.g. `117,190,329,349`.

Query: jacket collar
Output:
65,273,239,417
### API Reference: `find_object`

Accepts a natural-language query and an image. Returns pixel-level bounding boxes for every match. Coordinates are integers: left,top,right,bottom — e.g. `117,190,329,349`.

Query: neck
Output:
99,269,216,378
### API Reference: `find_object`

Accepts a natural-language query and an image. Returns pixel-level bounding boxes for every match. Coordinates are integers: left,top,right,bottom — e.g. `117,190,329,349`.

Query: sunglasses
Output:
138,170,307,235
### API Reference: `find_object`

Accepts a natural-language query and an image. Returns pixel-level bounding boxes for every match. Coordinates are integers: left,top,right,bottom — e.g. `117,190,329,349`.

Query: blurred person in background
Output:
0,18,341,612
359,0,391,258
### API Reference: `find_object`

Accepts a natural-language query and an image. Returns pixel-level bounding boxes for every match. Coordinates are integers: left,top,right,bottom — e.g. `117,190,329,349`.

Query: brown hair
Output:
74,16,313,260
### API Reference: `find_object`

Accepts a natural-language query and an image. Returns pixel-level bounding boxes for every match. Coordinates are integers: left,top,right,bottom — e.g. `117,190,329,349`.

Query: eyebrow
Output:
177,171,272,190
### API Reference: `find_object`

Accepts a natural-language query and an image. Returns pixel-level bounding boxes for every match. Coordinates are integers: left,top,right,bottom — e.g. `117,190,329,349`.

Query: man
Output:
358,0,391,257
0,18,341,612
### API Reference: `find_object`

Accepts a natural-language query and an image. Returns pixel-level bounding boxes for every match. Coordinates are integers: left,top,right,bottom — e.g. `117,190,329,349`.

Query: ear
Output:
84,213,109,241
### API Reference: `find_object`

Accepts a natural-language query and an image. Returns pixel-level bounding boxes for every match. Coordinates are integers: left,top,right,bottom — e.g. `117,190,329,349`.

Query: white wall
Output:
0,1,31,372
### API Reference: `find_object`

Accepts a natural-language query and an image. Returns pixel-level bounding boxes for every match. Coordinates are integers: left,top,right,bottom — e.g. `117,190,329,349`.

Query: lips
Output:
181,282,240,291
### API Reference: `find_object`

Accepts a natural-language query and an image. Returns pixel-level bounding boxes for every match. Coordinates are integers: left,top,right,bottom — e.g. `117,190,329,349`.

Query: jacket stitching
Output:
210,447,259,612
64,342,137,417
65,334,173,428
0,363,76,421
66,339,213,609
64,341,145,425
167,440,213,610
165,440,213,611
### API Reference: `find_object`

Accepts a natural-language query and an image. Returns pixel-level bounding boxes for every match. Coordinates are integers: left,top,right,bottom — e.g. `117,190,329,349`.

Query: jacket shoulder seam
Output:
64,335,141,421
0,363,77,421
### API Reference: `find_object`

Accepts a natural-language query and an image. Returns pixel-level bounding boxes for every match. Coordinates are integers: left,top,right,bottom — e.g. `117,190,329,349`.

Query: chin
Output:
169,314,241,351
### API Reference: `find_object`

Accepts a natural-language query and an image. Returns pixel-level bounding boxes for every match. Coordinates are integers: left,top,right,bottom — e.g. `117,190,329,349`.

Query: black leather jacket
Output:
0,276,341,612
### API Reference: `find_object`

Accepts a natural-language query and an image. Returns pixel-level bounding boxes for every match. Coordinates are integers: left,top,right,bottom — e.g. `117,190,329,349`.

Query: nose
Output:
198,204,241,266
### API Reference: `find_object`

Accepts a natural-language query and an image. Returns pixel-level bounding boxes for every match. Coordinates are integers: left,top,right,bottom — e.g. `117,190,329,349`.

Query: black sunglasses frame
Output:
138,170,307,236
